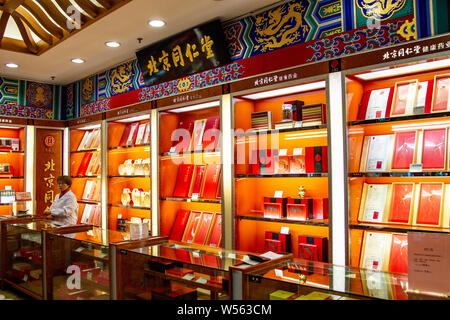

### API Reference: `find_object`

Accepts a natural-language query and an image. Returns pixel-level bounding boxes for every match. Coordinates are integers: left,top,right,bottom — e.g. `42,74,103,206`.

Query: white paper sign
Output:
293,148,303,156
280,226,290,235
279,149,288,156
409,164,423,172
274,191,283,198
408,232,450,294
196,277,208,284
191,193,199,201
182,274,196,281
75,247,85,253
274,269,284,278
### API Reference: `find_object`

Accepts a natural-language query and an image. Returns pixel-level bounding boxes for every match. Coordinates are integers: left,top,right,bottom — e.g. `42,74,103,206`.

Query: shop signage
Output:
68,113,102,127
35,129,63,215
136,19,231,87
158,86,222,108
105,102,150,120
15,192,32,202
0,117,27,125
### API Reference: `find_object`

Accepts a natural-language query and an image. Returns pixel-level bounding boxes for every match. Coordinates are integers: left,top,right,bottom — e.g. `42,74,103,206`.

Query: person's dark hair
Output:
56,176,72,187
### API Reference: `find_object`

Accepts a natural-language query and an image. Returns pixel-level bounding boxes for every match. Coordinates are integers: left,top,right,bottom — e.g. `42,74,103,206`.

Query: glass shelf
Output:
237,214,329,226
234,124,328,138
237,173,328,178
160,197,221,204
348,110,450,126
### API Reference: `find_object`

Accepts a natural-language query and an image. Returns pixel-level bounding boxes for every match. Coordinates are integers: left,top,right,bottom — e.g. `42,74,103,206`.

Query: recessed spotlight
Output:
5,63,19,68
148,19,166,28
71,58,85,64
105,41,121,48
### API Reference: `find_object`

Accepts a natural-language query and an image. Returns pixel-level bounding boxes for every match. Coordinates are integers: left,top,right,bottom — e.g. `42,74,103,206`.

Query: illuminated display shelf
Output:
0,176,23,179
236,214,329,226
160,150,220,156
78,200,101,205
350,223,450,234
349,110,450,126
160,197,222,204
108,204,151,210
235,124,328,138
109,175,151,178
237,173,328,178
349,172,450,177
70,148,101,154
108,143,150,150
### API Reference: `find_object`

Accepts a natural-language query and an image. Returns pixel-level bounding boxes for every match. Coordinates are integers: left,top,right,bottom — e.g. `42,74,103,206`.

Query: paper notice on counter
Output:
260,251,283,260
408,232,450,294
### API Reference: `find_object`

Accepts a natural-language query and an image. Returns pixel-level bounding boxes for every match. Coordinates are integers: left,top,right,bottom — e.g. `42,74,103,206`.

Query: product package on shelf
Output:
362,87,393,120
251,111,272,131
182,211,202,243
119,122,140,147
301,103,326,127
358,183,391,224
173,164,194,198
189,165,206,198
201,164,221,199
263,197,287,219
81,180,100,201
387,183,415,224
421,128,447,170
0,137,20,151
432,74,450,112
305,146,328,173
169,210,191,241
257,149,278,174
391,80,419,117
202,116,220,151
276,154,290,173
190,119,207,150
264,231,291,253
414,182,444,227
286,198,329,221
207,213,222,247
121,188,132,206
135,122,150,145
391,131,417,170
289,153,306,174
275,100,304,129
360,135,394,172
193,212,214,245
360,231,392,272
171,120,195,153
298,235,328,262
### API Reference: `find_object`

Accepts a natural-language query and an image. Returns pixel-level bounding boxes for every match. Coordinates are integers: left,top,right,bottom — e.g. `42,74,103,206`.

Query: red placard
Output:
416,183,443,226
190,119,206,150
193,212,213,245
392,131,416,169
421,128,447,169
172,120,195,152
189,165,206,197
76,152,93,176
298,243,319,261
265,232,291,253
172,164,194,198
305,146,328,173
433,76,450,112
298,235,328,262
286,203,307,221
388,234,408,274
169,209,190,241
264,239,282,253
391,83,413,116
182,211,202,243
276,155,290,174
202,116,220,151
388,183,414,224
289,155,305,173
207,214,222,247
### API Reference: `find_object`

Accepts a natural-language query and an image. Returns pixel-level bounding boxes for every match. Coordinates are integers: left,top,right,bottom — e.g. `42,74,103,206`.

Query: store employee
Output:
44,176,78,225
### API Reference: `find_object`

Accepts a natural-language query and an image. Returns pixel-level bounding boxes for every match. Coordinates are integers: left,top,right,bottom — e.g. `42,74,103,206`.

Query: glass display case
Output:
113,239,287,300
345,55,450,274
70,122,103,228
106,112,151,233
233,80,330,261
241,258,410,300
158,100,223,248
0,125,25,216
45,227,129,300
1,220,84,299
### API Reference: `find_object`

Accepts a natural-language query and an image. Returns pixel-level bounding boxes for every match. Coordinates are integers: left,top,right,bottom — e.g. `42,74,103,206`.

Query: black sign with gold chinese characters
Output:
136,19,231,87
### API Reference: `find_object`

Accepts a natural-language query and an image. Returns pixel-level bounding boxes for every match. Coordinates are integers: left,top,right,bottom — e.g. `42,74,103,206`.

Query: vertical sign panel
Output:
35,129,63,215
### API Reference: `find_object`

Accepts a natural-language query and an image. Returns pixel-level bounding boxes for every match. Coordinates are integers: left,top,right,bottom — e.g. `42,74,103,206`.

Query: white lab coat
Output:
49,190,79,226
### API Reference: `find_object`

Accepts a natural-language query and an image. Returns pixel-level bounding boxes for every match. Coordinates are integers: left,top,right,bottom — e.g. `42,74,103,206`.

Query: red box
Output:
193,212,213,245
202,116,220,151
388,184,414,224
172,120,195,152
313,198,329,220
207,214,222,248
263,197,287,218
264,239,282,253
276,155,290,173
172,164,194,198
392,131,416,169
182,211,202,243
416,183,443,226
169,209,190,241
389,234,408,274
286,198,312,221
298,235,328,262
265,231,291,253
77,152,93,176
305,146,328,173
422,128,447,169
189,165,206,197
289,155,306,173
298,243,319,261
201,164,221,199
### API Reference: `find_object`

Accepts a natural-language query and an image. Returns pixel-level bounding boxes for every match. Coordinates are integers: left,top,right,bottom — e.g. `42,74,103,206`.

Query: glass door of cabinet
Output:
158,100,223,248
0,125,25,216
69,124,102,227
345,55,450,276
107,113,151,233
233,80,330,263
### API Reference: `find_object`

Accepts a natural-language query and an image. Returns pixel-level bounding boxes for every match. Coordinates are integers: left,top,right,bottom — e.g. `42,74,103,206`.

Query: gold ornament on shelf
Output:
298,185,306,199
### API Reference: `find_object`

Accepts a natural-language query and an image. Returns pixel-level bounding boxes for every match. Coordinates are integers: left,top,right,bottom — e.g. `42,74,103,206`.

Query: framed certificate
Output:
413,81,429,114
390,80,418,117
391,131,417,170
387,183,415,224
358,183,391,223
360,231,392,272
365,88,391,120
413,183,444,227
431,74,450,112
421,128,447,170
388,233,408,274
360,134,394,172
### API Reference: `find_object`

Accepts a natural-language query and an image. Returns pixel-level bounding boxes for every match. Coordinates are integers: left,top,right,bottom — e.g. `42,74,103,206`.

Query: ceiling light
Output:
354,58,450,80
148,19,166,28
241,81,327,100
5,63,19,68
105,41,121,48
71,58,85,64
170,101,220,113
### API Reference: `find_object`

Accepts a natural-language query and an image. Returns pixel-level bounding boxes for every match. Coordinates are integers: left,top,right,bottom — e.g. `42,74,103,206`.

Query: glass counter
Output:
45,227,129,300
242,258,412,300
114,240,285,300
1,220,69,299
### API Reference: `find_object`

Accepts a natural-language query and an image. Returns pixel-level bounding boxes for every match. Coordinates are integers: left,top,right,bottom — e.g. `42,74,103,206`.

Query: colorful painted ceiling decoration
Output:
0,77,60,119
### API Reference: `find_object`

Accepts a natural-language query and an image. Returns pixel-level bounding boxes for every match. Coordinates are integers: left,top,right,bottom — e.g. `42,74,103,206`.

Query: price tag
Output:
87,230,94,236
191,193,199,201
274,269,284,278
409,164,423,172
192,252,200,258
196,277,208,284
280,226,290,235
294,121,302,128
279,149,288,156
274,191,283,198
293,148,303,156
182,274,196,281
117,214,122,219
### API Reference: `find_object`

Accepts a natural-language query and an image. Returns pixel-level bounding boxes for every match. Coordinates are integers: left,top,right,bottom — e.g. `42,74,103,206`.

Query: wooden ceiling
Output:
0,0,131,55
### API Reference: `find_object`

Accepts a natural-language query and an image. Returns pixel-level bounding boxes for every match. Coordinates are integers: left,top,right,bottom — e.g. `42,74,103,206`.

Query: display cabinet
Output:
0,124,25,216
106,111,151,233
345,55,450,273
113,239,286,300
232,80,330,262
158,100,223,248
0,219,88,299
240,258,411,300
69,119,103,228
45,227,129,300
